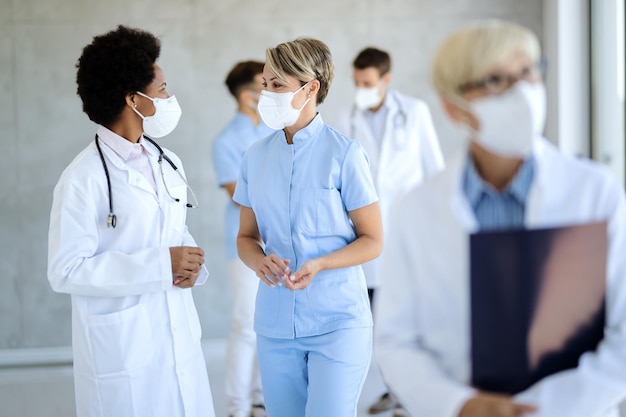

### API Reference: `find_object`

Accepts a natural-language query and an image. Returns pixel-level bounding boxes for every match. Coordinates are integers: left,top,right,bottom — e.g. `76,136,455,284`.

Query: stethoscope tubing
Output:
142,135,178,172
95,134,197,228
95,135,117,228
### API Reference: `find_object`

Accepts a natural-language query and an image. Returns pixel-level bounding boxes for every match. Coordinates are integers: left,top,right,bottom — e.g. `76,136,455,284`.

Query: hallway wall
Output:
0,0,543,349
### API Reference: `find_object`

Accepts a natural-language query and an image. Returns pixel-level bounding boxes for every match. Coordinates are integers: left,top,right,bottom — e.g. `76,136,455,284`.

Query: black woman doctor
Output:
47,25,214,417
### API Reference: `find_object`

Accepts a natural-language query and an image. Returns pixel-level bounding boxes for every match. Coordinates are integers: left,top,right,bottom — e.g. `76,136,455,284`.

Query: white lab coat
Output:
374,137,626,417
48,131,215,417
334,90,445,288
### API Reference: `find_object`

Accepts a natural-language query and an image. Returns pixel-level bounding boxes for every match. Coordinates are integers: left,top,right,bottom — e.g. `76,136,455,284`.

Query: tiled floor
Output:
1,339,624,417
0,339,392,417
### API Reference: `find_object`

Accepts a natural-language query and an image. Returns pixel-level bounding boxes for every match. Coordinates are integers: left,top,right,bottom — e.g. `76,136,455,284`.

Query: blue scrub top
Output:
233,114,378,339
212,113,273,259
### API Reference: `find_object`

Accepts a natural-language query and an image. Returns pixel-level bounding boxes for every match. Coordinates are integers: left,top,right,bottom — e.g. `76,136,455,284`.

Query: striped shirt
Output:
97,125,157,191
462,155,535,230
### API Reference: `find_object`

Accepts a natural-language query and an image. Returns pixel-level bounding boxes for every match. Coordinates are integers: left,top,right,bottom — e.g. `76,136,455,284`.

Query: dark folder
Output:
470,221,607,394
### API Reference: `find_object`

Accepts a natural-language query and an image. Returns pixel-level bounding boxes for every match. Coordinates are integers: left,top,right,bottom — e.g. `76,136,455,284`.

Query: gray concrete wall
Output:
0,0,543,349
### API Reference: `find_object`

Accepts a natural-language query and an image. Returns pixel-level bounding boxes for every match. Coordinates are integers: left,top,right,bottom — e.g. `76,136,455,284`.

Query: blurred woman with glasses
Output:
374,19,626,417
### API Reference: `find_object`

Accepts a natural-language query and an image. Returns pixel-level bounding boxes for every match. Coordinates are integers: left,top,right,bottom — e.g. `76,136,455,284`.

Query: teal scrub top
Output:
233,114,378,339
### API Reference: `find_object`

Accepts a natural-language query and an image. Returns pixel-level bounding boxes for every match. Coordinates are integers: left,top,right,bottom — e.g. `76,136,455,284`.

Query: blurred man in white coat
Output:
375,20,626,417
334,47,445,416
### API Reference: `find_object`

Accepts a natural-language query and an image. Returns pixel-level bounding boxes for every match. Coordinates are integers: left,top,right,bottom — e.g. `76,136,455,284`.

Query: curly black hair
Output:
76,25,161,127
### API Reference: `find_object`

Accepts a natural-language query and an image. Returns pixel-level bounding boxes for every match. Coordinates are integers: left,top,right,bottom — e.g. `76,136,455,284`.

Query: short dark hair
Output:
76,25,161,126
224,61,265,98
353,47,391,76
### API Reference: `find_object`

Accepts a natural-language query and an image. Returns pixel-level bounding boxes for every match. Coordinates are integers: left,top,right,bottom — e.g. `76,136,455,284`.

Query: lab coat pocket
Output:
299,188,350,237
183,291,202,342
87,303,154,376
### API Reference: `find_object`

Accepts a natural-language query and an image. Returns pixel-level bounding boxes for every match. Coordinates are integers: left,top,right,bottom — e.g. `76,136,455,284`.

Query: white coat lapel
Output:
525,137,550,228
378,93,396,187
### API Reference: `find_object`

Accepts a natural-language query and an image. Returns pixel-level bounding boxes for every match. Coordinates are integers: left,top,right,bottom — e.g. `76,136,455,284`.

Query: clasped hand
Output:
170,246,204,288
255,254,320,290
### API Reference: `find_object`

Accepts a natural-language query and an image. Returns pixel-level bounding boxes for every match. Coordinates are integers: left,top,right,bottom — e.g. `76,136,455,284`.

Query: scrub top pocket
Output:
254,282,280,328
299,188,351,237
307,269,367,323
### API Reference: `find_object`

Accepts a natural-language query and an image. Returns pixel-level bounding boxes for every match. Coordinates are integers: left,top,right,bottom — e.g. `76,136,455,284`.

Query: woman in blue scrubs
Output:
233,37,383,417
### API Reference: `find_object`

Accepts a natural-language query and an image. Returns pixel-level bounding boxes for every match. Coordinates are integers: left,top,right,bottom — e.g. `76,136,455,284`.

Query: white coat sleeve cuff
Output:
195,265,209,286
160,247,173,290
446,387,477,417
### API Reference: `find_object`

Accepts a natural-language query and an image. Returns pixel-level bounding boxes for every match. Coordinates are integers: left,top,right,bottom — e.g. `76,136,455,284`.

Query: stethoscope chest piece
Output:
107,213,117,228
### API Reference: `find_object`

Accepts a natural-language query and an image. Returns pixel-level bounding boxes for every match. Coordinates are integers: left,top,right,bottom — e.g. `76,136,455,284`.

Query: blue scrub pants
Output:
256,327,372,417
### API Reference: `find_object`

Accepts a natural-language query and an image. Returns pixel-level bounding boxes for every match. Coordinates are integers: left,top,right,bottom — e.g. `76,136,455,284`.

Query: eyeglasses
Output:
458,58,547,95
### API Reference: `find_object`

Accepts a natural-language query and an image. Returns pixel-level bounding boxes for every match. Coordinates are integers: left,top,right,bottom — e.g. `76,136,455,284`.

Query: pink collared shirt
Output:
97,126,157,191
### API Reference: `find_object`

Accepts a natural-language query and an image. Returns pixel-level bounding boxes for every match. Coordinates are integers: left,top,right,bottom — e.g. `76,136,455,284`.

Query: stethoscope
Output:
389,91,408,129
95,134,199,228
350,92,408,145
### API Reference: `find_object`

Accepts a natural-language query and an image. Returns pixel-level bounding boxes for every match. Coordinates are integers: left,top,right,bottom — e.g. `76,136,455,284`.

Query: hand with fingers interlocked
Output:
170,246,205,288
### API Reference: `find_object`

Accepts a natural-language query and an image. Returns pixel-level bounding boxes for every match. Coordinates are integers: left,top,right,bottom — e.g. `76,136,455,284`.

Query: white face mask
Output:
468,81,546,157
133,91,182,138
257,82,311,130
354,85,382,110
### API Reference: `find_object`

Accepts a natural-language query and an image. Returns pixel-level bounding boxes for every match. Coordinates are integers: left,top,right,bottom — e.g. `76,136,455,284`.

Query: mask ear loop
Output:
132,106,147,120
292,81,312,111
132,91,156,120
295,96,312,111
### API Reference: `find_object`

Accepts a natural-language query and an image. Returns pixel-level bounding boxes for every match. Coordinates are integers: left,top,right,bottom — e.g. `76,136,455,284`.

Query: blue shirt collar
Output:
234,111,259,126
463,155,535,208
291,113,325,144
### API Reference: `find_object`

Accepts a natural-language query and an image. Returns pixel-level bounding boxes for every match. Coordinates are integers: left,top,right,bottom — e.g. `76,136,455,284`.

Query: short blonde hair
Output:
266,37,334,104
431,20,541,97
